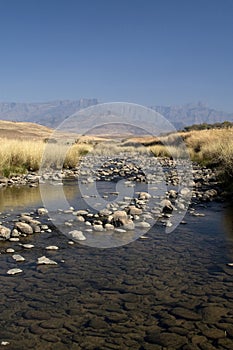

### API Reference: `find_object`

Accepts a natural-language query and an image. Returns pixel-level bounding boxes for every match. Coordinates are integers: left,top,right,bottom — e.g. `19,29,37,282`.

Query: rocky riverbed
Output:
0,155,233,349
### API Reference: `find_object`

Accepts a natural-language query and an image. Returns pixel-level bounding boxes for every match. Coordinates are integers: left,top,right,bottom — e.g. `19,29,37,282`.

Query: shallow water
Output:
0,184,233,349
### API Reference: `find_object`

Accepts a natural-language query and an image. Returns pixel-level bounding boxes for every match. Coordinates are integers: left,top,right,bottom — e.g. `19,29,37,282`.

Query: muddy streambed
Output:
0,182,233,350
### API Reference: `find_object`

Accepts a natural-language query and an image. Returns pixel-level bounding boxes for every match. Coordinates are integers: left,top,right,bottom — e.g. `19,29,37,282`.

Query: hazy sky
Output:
0,0,233,111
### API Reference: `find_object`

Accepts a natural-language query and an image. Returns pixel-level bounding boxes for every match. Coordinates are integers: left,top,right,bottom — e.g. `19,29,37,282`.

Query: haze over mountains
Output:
0,99,232,130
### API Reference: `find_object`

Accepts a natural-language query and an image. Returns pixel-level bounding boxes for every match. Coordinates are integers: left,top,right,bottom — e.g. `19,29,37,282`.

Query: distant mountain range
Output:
0,99,232,129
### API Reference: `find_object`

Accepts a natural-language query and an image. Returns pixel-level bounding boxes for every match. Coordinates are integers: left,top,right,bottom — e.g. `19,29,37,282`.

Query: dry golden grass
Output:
0,138,92,176
0,120,53,140
149,127,233,180
0,120,232,183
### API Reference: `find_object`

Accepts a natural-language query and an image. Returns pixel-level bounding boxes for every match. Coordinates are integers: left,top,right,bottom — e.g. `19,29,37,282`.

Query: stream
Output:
0,182,233,350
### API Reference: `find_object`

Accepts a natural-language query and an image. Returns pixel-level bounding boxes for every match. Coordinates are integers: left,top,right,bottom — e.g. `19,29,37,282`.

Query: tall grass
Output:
0,138,92,176
149,128,233,183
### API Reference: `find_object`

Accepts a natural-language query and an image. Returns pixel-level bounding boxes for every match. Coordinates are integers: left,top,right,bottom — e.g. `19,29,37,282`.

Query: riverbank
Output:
0,127,232,195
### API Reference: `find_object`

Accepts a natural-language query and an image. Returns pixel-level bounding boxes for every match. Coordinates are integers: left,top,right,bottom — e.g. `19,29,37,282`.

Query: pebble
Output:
21,244,34,249
12,254,25,262
6,248,15,253
37,256,57,265
45,246,59,250
68,230,86,241
7,268,23,275
93,224,104,232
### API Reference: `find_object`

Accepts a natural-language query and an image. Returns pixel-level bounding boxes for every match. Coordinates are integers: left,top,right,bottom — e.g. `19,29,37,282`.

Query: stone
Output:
37,256,57,265
0,225,11,240
160,199,173,213
76,210,89,216
122,219,135,230
76,215,85,222
180,188,191,197
37,208,48,215
20,215,41,225
99,208,112,216
68,230,86,241
7,268,23,275
1,342,10,346
45,245,59,250
6,248,15,253
15,222,33,235
169,189,177,198
105,223,115,230
11,228,20,237
202,328,225,339
200,306,228,322
145,332,187,347
128,206,142,216
21,244,34,249
138,192,151,200
12,254,25,262
171,307,202,321
93,224,104,232
135,221,151,228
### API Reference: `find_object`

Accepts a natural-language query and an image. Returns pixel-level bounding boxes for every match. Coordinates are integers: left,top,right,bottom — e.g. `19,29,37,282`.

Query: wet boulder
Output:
15,222,33,235
0,225,11,240
160,199,174,213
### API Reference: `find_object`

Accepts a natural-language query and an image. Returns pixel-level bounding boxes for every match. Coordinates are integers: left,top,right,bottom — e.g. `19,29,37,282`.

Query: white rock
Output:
166,221,173,227
1,341,10,346
37,208,48,215
85,221,92,226
21,244,34,249
93,224,104,232
77,215,85,222
105,223,115,230
68,230,86,241
135,221,151,228
45,246,59,250
122,219,135,230
6,248,15,253
65,222,73,226
138,192,151,200
37,256,57,265
7,268,23,275
76,210,89,216
12,254,25,262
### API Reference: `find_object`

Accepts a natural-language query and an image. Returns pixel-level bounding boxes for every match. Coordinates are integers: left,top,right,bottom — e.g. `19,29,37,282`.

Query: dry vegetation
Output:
149,127,233,182
0,138,93,176
0,120,232,185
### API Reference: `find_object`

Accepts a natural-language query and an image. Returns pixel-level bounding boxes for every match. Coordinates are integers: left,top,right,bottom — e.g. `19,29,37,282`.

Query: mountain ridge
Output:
0,99,232,129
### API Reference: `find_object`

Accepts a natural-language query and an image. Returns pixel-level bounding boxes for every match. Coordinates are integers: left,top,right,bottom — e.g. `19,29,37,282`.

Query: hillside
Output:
0,120,53,140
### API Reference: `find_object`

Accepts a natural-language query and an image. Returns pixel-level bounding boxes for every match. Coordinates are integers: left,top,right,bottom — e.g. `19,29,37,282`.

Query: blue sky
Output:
0,0,233,111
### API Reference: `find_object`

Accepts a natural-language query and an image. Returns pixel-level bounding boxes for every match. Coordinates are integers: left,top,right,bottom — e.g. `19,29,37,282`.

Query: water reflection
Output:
0,182,79,212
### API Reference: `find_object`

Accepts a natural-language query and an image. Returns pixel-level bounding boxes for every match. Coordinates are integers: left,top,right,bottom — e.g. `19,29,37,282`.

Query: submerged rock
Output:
68,230,86,241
